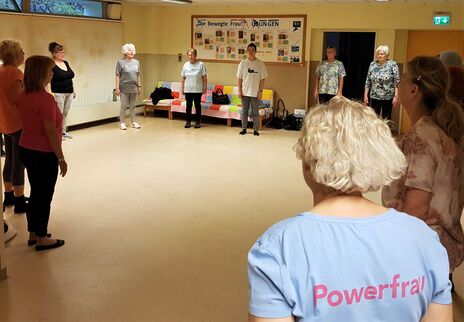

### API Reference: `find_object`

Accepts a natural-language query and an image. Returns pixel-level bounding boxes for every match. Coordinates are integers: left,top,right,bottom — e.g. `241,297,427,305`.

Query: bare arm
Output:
238,78,243,98
258,79,265,100
363,87,370,105
249,315,294,322
202,75,207,94
401,188,432,219
42,119,67,177
420,303,453,322
313,76,319,100
115,74,121,96
137,74,141,95
337,77,344,96
392,86,399,108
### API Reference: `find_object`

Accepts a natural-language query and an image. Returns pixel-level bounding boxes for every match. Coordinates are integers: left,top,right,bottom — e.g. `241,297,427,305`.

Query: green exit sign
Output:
434,15,451,25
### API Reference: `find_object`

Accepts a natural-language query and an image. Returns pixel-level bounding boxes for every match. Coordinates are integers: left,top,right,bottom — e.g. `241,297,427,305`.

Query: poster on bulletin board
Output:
191,15,307,66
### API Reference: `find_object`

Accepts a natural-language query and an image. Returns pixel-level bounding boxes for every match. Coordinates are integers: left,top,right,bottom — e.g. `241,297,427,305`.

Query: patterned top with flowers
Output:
315,60,346,95
365,60,400,100
382,116,464,271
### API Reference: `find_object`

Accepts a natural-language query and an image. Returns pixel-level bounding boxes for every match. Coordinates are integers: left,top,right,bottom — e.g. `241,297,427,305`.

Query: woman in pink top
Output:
0,40,27,213
383,56,464,289
17,56,68,251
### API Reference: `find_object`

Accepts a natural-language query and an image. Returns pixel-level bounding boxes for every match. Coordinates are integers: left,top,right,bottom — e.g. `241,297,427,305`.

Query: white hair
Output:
439,50,462,66
376,45,389,56
294,96,406,193
122,43,136,55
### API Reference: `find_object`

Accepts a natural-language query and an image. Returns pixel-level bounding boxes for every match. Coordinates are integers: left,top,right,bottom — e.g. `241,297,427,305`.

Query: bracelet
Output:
58,157,65,162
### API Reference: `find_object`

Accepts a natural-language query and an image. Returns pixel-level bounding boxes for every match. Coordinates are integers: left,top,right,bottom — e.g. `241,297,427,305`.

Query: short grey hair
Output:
295,96,406,193
439,50,462,66
122,43,136,55
376,45,389,56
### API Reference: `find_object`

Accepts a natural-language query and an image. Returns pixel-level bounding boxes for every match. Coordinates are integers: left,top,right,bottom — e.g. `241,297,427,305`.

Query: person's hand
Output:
313,90,318,100
59,160,68,177
336,91,343,97
363,96,369,106
392,96,400,108
257,91,262,100
203,87,207,94
116,88,120,97
73,92,76,99
137,87,141,95
238,91,243,98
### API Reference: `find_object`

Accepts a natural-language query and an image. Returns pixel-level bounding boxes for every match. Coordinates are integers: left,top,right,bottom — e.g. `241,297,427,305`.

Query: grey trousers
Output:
241,96,259,131
54,93,73,133
120,92,137,123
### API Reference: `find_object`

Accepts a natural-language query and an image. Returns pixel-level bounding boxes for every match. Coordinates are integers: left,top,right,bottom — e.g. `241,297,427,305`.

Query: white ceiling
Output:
121,0,459,4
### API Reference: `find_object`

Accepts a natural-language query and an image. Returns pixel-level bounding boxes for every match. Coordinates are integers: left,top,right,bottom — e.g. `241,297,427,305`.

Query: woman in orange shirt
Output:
0,39,27,213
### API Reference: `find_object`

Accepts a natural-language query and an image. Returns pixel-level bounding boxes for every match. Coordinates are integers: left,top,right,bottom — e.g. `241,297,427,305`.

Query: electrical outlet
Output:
178,53,182,62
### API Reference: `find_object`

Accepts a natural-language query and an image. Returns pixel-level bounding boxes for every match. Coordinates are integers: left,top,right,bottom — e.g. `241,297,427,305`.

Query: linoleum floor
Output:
1,116,464,322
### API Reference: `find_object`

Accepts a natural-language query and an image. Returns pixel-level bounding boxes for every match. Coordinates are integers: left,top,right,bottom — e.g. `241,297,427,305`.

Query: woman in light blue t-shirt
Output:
181,48,207,129
248,97,452,322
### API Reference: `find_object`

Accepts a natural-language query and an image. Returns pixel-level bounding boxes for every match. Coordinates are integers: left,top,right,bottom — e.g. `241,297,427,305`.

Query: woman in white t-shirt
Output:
181,48,207,129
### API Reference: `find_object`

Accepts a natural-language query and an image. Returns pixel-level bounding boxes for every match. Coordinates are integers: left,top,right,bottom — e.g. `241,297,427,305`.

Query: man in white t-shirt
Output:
237,43,268,136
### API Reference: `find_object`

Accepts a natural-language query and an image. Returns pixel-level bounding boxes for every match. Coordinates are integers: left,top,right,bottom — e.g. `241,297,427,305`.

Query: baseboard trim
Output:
67,117,119,131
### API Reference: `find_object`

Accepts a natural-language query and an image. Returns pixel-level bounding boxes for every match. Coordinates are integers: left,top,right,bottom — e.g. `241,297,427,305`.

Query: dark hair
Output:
408,56,464,143
48,42,63,54
24,56,55,93
247,43,257,51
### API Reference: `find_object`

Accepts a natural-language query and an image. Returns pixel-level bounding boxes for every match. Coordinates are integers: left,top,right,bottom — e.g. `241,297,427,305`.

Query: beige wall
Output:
1,2,462,125
124,2,463,113
0,12,124,125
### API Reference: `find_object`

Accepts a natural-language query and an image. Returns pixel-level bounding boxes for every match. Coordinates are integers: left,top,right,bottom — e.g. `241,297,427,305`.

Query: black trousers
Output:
370,98,393,120
185,92,202,123
318,94,335,104
19,147,58,237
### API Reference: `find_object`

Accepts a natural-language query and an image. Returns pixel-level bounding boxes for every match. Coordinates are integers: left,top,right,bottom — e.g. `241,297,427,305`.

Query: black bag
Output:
266,98,286,129
283,112,304,131
212,88,230,105
150,87,174,105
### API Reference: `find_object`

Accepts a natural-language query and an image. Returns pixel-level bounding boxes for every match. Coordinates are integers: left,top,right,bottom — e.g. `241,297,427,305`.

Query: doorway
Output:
323,32,376,100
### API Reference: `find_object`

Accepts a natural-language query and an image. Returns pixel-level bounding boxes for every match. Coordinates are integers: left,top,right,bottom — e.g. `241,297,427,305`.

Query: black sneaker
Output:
3,191,14,207
194,122,201,129
239,129,247,135
14,195,27,214
184,122,191,128
254,131,260,136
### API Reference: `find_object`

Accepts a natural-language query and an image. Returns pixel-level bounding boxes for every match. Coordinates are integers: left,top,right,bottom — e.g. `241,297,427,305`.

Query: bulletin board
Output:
191,15,307,66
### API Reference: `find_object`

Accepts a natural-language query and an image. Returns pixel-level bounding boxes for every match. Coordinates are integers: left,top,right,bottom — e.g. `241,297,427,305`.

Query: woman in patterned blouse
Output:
382,56,464,288
364,45,400,121
313,47,346,104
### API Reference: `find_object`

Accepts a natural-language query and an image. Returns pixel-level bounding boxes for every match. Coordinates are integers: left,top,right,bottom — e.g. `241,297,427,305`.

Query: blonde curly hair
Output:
295,96,406,193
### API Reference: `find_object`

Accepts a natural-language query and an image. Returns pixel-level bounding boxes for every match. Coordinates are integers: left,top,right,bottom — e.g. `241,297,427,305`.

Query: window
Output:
30,0,103,18
0,0,117,19
0,0,22,11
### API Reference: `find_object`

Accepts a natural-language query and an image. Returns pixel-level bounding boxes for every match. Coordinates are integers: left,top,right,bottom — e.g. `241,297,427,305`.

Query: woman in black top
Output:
49,42,75,140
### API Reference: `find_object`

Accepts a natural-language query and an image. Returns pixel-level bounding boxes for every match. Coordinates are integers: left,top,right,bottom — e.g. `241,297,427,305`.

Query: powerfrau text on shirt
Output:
314,274,425,307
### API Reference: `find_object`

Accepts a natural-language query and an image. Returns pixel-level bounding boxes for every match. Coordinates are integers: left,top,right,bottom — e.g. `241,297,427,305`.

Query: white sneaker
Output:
119,122,127,130
131,121,141,129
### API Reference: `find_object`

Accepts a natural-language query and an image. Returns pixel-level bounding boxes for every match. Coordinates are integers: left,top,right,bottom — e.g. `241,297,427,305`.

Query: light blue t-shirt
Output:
181,61,207,93
248,209,451,322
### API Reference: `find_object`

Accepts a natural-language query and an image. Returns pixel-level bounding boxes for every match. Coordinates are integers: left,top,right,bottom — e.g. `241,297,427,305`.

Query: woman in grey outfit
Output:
115,43,141,130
